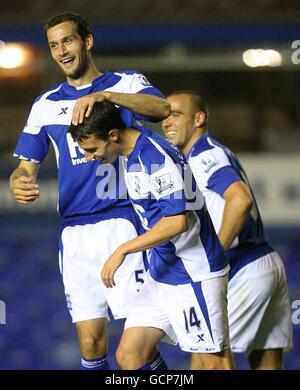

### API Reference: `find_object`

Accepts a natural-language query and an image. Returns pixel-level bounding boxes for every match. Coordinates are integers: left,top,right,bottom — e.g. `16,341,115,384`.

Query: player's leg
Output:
228,252,292,369
191,348,235,370
76,318,110,369
248,253,292,369
116,272,177,370
105,214,169,370
104,213,147,319
167,275,235,370
59,221,112,369
248,349,283,370
116,327,166,370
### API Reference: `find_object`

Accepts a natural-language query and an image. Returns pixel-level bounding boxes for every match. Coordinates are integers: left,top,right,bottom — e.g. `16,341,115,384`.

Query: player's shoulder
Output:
191,134,229,160
189,134,232,176
114,69,141,76
32,83,64,107
113,70,150,85
139,131,163,155
136,131,167,167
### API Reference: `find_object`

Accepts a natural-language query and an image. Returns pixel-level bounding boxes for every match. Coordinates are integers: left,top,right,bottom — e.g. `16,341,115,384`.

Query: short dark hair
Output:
69,101,126,142
44,12,92,40
168,90,209,129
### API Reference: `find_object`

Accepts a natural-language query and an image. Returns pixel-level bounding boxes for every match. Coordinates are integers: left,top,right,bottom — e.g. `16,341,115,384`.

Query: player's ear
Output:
194,111,206,128
108,129,119,142
85,34,93,51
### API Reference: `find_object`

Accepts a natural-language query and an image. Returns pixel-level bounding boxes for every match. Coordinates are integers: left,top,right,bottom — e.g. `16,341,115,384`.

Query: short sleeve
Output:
140,145,187,217
14,102,50,163
189,146,240,197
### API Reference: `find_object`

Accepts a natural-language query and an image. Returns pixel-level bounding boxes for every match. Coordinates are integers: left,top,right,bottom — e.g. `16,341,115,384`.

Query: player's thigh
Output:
60,224,109,322
228,253,291,354
161,275,230,354
124,273,178,346
60,214,146,322
103,215,147,318
251,263,292,355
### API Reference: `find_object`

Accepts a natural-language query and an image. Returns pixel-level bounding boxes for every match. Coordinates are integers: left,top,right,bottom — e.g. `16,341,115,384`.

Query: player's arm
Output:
72,91,171,125
101,213,188,288
218,180,253,250
9,160,40,205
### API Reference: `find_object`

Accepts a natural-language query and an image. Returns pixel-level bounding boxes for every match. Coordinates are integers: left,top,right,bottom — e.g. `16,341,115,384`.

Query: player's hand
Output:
72,92,107,125
10,176,40,205
101,248,127,288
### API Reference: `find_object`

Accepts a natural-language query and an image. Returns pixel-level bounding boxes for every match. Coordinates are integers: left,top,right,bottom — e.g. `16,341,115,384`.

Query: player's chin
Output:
63,69,76,78
166,134,176,143
60,65,77,78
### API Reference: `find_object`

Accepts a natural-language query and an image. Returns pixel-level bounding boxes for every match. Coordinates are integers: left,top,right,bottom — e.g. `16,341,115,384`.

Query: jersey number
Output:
183,307,201,333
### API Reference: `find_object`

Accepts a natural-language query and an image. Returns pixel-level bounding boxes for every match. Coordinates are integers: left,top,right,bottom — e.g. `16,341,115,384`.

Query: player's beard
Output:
63,49,90,80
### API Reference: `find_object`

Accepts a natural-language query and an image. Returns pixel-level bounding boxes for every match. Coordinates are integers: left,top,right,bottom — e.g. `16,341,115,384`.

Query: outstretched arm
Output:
101,213,188,288
72,91,171,125
9,160,40,205
218,180,253,250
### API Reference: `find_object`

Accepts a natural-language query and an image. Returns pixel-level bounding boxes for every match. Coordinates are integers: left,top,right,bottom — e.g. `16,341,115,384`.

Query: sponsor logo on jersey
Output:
196,333,205,342
66,133,87,165
57,107,69,116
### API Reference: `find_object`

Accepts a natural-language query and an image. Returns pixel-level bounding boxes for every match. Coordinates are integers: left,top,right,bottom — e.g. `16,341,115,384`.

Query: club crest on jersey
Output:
201,154,218,173
152,172,174,195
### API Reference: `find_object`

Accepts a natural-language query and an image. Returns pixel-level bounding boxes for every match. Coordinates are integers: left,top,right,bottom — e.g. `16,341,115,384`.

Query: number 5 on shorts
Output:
135,270,144,291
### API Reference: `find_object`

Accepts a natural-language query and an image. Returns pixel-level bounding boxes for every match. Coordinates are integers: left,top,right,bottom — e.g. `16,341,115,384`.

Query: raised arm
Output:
9,160,40,205
72,91,171,125
101,213,188,288
218,180,253,251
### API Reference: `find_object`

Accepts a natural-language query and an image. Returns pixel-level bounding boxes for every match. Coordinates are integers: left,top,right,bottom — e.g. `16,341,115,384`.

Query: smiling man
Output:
9,12,170,370
162,90,293,369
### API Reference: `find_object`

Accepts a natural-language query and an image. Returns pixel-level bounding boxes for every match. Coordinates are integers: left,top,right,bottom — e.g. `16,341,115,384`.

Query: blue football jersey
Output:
186,133,274,278
123,128,229,285
14,71,165,218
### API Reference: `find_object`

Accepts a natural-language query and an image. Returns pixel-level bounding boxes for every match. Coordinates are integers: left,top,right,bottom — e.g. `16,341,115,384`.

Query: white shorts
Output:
228,251,293,356
125,272,230,353
59,209,146,323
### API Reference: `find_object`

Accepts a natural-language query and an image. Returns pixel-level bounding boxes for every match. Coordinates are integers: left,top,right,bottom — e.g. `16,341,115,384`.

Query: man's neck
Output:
66,62,102,88
119,128,141,157
182,128,206,156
